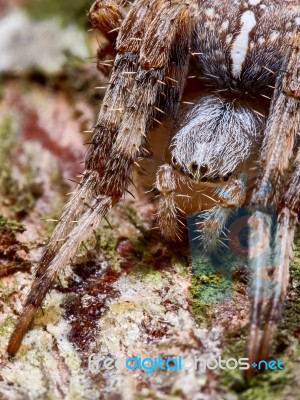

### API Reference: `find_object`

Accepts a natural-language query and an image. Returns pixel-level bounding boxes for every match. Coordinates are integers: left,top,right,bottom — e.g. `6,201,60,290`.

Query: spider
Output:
7,0,300,374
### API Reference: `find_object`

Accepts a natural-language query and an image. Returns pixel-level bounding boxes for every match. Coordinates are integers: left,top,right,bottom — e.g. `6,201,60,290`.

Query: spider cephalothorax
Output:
7,0,300,373
170,94,264,182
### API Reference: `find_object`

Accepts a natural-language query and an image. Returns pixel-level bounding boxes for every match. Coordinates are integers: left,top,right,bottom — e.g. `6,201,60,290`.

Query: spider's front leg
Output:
7,0,196,356
155,164,184,241
155,161,219,241
155,162,245,246
247,32,300,369
88,0,127,75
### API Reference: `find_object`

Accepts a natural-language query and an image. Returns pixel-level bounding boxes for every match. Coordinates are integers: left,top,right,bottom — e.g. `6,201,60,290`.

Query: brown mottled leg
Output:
155,164,185,241
247,32,300,370
88,0,128,75
7,0,196,355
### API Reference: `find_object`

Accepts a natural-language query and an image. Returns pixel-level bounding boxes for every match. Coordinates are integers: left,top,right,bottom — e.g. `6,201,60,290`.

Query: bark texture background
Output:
0,1,300,399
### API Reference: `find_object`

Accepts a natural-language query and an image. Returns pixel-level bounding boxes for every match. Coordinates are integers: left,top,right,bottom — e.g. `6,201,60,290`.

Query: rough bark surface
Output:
0,2,300,400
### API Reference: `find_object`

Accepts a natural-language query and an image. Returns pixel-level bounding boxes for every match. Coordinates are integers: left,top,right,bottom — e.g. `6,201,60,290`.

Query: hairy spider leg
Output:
88,0,128,75
155,164,186,240
155,162,247,245
246,32,300,372
7,0,196,356
27,1,140,289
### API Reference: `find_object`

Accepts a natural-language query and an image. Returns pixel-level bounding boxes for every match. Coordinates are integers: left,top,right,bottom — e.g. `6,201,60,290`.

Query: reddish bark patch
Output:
22,109,80,171
0,220,30,277
61,261,121,359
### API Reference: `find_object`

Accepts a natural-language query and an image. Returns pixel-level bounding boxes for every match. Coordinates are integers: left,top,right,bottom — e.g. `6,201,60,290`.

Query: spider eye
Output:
200,164,208,173
172,156,177,165
223,172,233,182
191,162,198,171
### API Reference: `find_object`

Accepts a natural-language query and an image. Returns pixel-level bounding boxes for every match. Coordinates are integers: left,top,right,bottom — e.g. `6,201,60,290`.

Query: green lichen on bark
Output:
0,116,42,216
25,0,89,27
0,215,25,236
279,230,300,332
190,249,244,327
218,231,300,399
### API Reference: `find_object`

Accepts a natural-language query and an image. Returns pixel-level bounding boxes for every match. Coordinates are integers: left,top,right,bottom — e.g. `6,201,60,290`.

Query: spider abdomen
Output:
193,1,298,94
